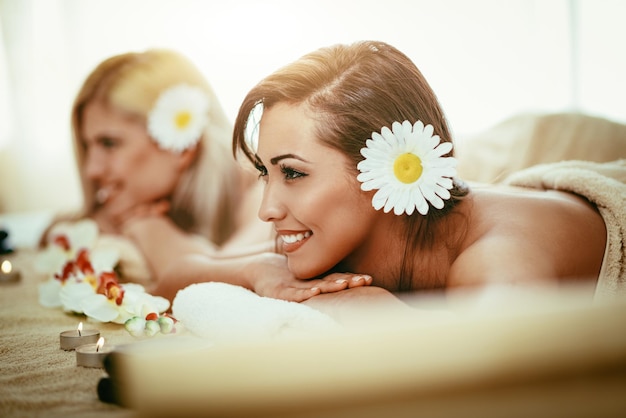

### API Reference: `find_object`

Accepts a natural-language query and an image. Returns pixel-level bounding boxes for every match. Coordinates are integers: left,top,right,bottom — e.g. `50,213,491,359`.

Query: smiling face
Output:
80,100,192,219
255,102,379,279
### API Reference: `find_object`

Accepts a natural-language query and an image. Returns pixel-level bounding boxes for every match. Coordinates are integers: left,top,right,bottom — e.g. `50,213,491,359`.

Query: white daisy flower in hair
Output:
147,84,210,153
357,120,457,216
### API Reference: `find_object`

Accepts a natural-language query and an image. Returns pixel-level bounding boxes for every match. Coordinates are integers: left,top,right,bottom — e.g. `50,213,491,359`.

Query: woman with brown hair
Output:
232,40,608,310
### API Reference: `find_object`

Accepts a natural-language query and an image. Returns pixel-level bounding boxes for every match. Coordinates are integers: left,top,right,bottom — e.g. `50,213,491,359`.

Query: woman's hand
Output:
93,199,171,235
118,200,171,236
245,253,372,302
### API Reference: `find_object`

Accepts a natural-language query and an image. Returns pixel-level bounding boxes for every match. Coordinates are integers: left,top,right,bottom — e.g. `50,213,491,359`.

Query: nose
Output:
84,148,106,180
258,182,286,223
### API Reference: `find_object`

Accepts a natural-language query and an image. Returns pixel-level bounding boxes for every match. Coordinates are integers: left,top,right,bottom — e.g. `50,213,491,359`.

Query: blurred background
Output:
0,0,625,218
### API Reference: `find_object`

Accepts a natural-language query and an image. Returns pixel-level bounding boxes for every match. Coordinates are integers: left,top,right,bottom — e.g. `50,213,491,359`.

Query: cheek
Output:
292,183,373,275
119,148,182,196
299,174,369,230
110,154,139,177
108,142,153,175
296,184,345,225
321,201,374,252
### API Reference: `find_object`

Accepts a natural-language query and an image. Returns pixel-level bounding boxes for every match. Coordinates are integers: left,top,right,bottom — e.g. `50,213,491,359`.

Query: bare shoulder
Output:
448,186,607,287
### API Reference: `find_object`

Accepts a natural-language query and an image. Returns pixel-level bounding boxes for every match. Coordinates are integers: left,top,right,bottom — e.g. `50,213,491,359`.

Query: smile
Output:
95,187,111,204
281,231,311,244
280,231,312,253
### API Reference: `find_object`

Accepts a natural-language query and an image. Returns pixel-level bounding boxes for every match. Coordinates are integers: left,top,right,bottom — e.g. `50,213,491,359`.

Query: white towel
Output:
172,282,340,343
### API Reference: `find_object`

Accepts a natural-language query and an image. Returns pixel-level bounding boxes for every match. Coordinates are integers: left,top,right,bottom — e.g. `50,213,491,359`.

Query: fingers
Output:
129,200,170,218
117,200,171,228
256,275,372,303
249,256,374,303
347,274,373,288
94,199,172,235
319,273,372,289
305,273,372,296
147,200,171,216
270,286,321,303
292,287,322,303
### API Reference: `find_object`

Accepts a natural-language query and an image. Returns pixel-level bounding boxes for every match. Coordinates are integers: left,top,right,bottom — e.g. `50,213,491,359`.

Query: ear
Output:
176,144,199,171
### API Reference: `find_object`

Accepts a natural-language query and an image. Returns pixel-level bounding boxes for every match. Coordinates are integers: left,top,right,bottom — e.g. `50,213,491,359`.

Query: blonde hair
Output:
69,49,244,244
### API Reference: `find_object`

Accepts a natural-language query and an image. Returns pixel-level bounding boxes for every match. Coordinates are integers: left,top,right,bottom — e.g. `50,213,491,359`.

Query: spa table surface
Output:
0,249,137,418
3,248,626,418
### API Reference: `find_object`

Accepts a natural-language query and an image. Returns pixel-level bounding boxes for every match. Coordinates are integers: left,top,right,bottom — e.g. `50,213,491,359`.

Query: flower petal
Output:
90,248,120,272
372,186,394,210
82,295,120,323
34,246,67,275
147,84,210,153
421,183,445,209
60,281,94,313
38,280,63,308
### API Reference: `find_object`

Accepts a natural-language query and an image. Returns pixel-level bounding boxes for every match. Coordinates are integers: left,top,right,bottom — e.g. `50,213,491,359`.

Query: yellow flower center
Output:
108,285,121,301
175,111,192,130
393,153,423,184
85,275,98,289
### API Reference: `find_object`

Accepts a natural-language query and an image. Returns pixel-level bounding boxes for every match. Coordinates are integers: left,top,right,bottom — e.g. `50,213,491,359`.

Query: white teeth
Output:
281,231,311,244
95,188,110,204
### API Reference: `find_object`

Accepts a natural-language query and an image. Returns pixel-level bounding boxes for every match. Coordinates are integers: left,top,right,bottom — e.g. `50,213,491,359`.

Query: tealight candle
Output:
60,322,100,350
76,337,114,368
0,259,21,284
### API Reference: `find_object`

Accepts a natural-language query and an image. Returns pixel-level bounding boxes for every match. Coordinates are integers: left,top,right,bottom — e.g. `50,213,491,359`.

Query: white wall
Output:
0,0,624,214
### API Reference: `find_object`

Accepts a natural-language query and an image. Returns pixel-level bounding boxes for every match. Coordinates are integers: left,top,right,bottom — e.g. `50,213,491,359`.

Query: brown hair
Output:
233,41,469,289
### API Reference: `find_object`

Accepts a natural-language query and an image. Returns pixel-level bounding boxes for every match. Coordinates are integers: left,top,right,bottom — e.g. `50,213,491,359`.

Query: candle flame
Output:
1,260,11,274
77,322,83,336
96,337,105,352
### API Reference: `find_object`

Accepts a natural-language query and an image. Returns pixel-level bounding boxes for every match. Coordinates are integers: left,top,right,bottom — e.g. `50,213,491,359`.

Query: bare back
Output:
448,185,607,288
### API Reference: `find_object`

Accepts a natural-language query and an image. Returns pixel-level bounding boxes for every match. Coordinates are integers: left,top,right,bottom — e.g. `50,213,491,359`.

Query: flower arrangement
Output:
357,120,457,216
36,220,174,335
147,84,210,153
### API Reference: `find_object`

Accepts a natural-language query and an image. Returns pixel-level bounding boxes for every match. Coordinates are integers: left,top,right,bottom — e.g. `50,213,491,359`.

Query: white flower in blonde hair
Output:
147,84,209,153
244,100,263,154
357,120,457,216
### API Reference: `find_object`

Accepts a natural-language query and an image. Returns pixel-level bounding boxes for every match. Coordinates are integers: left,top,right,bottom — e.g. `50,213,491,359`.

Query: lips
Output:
279,231,312,253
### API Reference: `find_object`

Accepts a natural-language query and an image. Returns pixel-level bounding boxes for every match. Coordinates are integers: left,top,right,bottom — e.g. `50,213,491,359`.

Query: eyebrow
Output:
269,154,309,165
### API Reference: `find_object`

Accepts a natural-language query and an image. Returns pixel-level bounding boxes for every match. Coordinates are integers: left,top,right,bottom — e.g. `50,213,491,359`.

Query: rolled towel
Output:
172,282,340,343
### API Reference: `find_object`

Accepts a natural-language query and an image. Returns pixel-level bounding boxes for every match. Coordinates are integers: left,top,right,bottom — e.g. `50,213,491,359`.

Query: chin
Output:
288,259,328,280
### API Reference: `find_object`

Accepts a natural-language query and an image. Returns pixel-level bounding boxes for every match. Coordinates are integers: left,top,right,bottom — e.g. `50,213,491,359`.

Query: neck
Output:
334,214,412,290
337,206,468,292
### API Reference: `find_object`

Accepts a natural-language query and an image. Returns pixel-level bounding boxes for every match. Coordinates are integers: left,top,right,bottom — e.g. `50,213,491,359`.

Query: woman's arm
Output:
122,214,371,303
302,286,417,327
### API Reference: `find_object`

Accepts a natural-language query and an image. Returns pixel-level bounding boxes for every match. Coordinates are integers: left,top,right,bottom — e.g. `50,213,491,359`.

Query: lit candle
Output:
60,322,100,350
76,337,114,368
0,259,21,283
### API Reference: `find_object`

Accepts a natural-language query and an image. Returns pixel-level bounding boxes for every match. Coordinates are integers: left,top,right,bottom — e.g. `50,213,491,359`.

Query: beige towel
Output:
503,159,626,301
456,112,626,183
